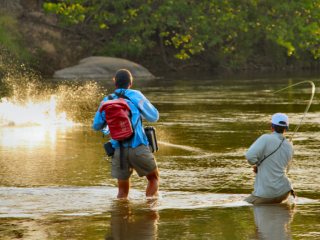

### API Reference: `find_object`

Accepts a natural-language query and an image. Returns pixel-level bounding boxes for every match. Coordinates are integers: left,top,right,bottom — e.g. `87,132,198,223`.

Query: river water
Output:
0,73,319,239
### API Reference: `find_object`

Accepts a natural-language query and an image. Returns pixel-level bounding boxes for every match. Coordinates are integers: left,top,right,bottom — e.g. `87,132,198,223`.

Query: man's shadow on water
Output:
105,199,159,240
252,203,296,240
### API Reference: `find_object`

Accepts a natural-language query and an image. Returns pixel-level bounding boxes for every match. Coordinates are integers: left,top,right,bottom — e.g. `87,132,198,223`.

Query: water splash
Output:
0,54,104,127
0,95,73,127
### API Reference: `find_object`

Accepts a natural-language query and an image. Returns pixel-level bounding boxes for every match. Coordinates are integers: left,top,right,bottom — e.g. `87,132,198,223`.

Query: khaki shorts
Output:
244,191,291,204
111,145,157,180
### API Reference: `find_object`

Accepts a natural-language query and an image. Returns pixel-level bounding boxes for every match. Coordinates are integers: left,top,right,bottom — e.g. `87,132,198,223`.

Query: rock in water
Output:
53,56,155,80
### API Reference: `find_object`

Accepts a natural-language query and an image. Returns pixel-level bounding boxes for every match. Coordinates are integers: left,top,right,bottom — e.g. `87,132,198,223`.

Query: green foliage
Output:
43,0,320,70
0,13,31,62
44,1,86,25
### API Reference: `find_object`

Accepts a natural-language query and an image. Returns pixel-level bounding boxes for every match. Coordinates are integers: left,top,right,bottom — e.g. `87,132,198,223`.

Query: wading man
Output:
244,113,294,204
92,69,159,199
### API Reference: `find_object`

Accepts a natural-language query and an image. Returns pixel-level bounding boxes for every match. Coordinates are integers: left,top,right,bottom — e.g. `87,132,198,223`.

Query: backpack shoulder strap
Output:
114,90,131,101
115,90,143,130
107,94,114,100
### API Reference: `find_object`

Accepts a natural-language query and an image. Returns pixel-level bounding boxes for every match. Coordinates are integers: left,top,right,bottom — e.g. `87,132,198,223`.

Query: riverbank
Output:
0,1,319,79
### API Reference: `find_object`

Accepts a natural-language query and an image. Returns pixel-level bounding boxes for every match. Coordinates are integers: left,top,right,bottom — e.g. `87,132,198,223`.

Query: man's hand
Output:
253,166,258,174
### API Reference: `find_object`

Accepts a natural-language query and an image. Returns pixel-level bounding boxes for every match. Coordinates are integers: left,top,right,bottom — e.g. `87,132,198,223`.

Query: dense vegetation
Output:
43,0,320,72
0,13,31,64
0,1,318,74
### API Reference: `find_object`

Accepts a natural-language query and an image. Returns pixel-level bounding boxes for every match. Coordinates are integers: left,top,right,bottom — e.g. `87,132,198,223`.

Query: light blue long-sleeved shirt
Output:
92,88,159,148
245,132,293,198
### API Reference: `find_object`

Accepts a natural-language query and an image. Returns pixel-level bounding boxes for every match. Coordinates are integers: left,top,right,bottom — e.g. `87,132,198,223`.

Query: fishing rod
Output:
212,80,316,193
273,80,315,142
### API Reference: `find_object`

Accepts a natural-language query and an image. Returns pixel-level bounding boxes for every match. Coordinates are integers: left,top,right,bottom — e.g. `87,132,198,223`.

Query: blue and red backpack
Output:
99,92,134,141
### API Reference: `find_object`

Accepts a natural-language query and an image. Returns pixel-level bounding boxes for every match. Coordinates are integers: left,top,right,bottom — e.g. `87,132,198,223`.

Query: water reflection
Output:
0,126,58,148
253,204,295,240
106,199,159,240
0,74,319,239
0,96,74,127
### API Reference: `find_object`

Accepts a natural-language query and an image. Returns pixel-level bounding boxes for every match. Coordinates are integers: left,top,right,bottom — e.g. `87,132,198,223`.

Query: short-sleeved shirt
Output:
245,132,293,198
92,88,159,149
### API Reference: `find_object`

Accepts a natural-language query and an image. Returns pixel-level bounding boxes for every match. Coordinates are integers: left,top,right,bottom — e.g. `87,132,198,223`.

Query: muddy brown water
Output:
0,75,319,239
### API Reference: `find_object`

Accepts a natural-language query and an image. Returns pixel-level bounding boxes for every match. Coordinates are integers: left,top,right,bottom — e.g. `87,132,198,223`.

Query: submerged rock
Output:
53,56,155,80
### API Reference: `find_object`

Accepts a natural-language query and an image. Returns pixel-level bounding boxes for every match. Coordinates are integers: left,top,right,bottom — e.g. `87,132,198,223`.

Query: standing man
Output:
244,113,294,204
92,69,159,199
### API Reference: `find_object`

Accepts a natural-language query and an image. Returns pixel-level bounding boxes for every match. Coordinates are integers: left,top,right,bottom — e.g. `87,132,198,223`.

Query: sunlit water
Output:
0,73,319,239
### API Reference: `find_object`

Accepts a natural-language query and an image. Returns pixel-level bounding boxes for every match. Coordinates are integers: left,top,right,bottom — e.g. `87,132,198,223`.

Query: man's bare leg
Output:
146,169,159,197
117,179,130,199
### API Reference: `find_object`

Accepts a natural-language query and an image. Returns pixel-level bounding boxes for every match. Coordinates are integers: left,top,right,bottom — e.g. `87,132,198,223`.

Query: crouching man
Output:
244,113,295,204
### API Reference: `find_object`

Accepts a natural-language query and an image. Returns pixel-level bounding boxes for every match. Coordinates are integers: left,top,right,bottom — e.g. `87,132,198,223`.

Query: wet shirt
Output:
92,88,159,148
245,132,293,198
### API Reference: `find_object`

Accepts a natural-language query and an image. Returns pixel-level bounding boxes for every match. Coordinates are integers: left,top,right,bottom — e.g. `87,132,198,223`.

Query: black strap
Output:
114,90,132,101
256,138,285,167
115,90,142,127
114,90,134,169
119,141,124,169
110,90,143,168
107,90,130,100
107,94,113,100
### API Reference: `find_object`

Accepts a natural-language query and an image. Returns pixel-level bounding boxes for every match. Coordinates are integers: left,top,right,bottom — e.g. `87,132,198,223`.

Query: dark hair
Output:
272,124,287,133
114,69,133,89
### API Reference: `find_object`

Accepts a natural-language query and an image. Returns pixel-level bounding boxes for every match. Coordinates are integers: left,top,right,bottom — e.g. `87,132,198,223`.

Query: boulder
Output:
53,56,155,80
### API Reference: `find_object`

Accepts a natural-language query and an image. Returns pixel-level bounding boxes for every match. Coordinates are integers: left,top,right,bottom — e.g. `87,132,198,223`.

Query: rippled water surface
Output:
0,75,319,239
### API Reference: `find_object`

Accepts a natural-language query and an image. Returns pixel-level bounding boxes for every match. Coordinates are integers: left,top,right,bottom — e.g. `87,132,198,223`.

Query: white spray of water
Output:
0,95,74,127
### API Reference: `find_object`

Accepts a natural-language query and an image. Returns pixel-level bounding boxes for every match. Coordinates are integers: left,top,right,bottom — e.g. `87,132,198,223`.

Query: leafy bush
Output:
43,0,320,70
0,13,31,62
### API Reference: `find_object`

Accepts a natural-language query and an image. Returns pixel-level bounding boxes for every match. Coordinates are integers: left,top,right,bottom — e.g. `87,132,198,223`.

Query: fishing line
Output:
273,80,315,142
212,80,316,194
